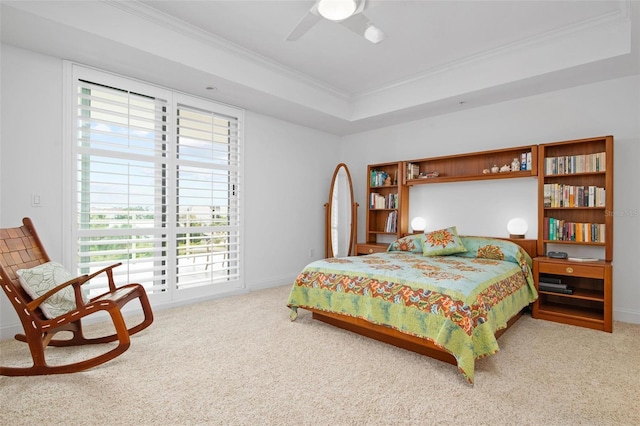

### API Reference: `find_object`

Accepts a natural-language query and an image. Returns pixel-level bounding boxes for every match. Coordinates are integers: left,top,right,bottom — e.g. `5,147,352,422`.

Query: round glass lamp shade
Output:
317,0,357,21
411,217,427,233
507,218,528,238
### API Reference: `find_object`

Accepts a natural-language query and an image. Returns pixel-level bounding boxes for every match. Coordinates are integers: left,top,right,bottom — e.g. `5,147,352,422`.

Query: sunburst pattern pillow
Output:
422,226,467,257
387,234,423,253
457,235,531,268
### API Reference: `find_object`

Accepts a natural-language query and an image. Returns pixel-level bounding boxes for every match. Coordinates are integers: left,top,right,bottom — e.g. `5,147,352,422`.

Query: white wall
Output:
2,44,638,340
0,44,340,338
243,111,339,288
0,45,64,254
342,75,640,324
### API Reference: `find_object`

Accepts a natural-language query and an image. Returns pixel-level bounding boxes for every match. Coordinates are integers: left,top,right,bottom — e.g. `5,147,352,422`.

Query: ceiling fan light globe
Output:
318,0,357,21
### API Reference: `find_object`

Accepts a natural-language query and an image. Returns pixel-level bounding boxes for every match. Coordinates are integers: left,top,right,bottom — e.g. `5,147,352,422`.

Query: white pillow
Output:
16,261,85,319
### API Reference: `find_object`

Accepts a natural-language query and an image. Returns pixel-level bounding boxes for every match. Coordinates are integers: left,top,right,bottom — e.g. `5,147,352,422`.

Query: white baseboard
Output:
246,274,297,292
614,307,640,325
0,276,296,341
3,280,638,340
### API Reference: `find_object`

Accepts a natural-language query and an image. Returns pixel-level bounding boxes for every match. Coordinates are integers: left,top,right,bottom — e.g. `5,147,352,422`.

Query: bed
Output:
287,231,538,384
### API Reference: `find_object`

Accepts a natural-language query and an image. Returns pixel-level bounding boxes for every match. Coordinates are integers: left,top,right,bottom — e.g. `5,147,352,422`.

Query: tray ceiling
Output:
1,1,638,135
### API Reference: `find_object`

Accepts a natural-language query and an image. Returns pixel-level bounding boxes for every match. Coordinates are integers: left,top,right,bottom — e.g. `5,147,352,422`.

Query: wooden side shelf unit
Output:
366,162,408,244
533,135,614,332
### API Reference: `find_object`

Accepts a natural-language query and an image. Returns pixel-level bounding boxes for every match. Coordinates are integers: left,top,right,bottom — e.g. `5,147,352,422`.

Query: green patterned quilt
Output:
287,241,538,384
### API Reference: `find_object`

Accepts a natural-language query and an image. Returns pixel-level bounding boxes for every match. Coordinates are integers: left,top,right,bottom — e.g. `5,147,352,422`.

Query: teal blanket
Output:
288,242,537,384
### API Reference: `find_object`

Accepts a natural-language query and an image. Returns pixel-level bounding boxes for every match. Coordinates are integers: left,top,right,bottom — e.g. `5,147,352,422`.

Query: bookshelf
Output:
533,136,614,332
404,145,537,185
365,162,408,244
363,147,537,248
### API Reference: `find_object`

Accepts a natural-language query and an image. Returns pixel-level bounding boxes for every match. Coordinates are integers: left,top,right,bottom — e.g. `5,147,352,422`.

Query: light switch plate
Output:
31,193,42,207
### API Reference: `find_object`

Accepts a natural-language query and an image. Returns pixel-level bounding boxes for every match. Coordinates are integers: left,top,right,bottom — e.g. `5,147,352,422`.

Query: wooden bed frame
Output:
307,238,537,368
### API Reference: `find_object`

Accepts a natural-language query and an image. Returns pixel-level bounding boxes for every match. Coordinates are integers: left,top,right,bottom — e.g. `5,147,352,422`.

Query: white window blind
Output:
71,66,242,301
174,103,241,289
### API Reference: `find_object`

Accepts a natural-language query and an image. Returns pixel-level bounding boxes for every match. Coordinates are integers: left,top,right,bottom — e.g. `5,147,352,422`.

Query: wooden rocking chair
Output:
0,217,154,376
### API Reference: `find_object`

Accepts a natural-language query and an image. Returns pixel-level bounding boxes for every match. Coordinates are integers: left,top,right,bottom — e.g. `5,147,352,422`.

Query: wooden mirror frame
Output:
325,163,358,258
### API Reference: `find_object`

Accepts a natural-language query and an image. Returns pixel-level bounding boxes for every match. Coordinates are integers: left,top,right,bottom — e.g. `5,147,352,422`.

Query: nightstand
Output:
532,256,612,332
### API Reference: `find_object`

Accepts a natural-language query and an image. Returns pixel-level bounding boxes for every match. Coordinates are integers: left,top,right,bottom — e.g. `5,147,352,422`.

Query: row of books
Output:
544,151,606,175
543,217,605,243
406,163,420,180
370,170,390,187
518,152,534,171
538,277,574,294
543,184,606,208
384,211,397,233
370,192,397,209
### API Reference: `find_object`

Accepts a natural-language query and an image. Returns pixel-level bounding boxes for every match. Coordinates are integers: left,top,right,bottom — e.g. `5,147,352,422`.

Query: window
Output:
67,65,243,303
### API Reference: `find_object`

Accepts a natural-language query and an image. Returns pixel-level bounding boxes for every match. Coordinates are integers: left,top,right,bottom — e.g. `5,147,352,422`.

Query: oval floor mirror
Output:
325,163,358,258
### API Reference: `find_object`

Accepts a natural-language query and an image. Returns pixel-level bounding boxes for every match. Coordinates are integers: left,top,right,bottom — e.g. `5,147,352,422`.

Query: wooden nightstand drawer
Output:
356,243,388,255
537,260,605,279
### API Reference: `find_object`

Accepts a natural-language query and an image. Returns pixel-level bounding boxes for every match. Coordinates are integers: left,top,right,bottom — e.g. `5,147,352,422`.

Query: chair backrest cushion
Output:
16,261,85,319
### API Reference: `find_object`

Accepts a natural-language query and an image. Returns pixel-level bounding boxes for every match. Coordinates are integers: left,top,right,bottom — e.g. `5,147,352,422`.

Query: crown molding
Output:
2,0,635,135
354,0,632,100
107,0,351,101
110,0,632,109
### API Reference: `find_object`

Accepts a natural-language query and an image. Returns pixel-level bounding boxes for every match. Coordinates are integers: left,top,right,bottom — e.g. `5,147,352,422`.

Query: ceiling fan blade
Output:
354,0,366,14
339,12,385,44
285,6,322,41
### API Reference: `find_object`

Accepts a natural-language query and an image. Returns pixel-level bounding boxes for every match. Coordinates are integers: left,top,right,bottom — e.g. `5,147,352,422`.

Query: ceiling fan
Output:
286,0,386,44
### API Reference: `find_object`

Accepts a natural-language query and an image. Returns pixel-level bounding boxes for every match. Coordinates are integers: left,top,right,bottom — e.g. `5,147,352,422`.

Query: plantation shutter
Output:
75,79,169,295
71,65,243,300
174,102,241,289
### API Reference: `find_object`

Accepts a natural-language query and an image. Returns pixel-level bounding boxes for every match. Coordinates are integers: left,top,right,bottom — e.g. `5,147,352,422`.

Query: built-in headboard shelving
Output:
404,145,538,185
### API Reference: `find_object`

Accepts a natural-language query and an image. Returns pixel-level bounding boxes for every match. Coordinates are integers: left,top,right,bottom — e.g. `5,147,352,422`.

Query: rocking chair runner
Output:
0,217,154,376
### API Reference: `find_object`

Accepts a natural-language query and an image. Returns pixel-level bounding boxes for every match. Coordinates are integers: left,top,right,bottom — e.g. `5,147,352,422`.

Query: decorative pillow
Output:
422,226,467,256
458,235,533,268
16,261,84,319
387,234,423,253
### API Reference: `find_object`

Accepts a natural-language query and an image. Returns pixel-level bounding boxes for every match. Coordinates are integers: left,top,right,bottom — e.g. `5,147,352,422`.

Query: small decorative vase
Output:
511,157,520,172
491,165,499,173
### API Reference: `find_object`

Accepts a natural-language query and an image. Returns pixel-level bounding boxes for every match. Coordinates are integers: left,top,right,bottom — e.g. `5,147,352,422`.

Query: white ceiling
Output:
139,0,627,94
1,1,638,135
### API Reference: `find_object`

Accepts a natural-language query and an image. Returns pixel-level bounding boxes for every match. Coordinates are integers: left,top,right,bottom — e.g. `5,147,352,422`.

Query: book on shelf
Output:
369,192,398,209
384,211,397,233
567,257,600,262
543,183,605,207
370,170,389,187
406,162,420,180
542,217,605,243
544,151,606,175
516,151,533,171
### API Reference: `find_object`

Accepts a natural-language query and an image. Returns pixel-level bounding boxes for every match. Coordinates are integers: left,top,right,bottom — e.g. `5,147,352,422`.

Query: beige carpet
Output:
1,284,639,426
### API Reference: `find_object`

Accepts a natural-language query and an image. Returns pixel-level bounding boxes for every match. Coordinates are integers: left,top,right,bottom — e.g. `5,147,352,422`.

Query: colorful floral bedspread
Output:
287,245,538,384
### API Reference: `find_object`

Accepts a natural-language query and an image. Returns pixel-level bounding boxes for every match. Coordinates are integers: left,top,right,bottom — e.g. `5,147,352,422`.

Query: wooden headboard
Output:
403,232,537,259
